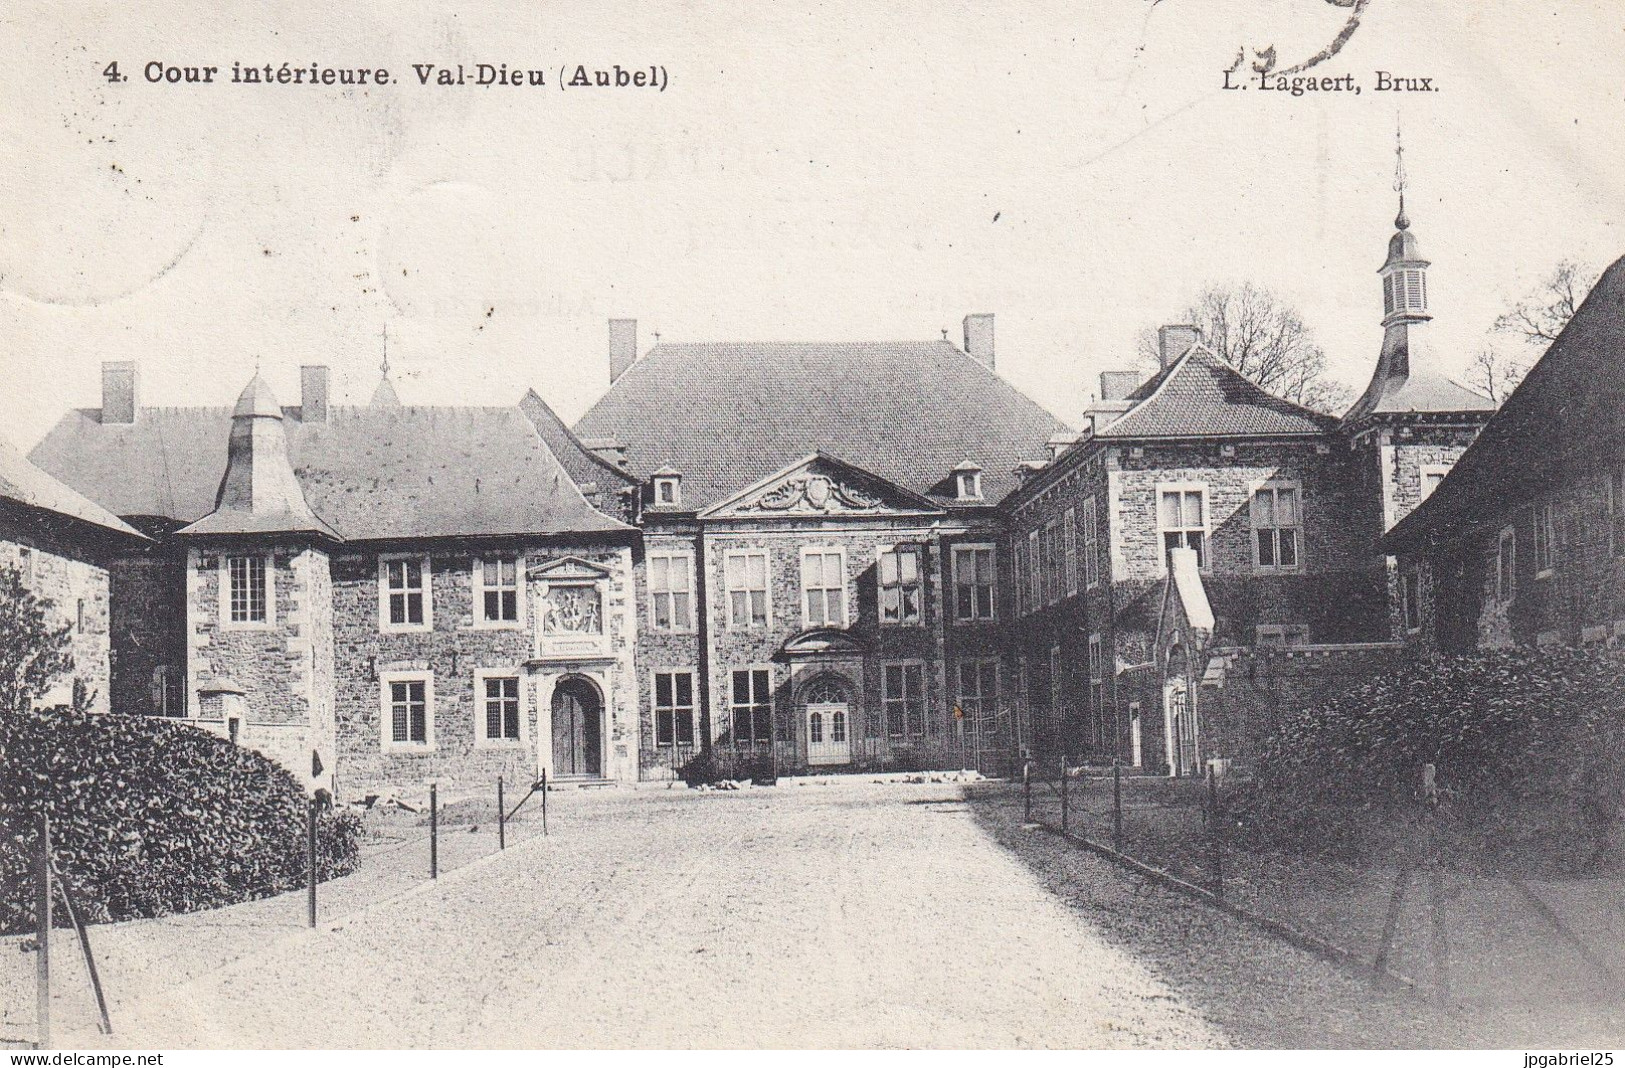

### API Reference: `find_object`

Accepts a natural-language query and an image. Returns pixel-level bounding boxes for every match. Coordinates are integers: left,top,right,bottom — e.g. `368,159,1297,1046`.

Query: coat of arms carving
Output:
745,474,883,514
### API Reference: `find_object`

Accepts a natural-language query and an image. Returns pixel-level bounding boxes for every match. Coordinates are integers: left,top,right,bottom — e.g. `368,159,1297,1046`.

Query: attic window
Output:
653,474,682,507
956,470,983,501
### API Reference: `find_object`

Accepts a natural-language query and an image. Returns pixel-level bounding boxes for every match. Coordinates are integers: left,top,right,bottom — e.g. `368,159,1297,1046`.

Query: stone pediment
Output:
780,627,870,657
528,556,611,582
701,452,945,520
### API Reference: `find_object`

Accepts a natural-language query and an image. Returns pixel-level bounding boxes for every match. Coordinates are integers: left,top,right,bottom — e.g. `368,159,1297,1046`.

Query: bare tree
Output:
1493,260,1598,345
1139,282,1352,414
1463,345,1529,404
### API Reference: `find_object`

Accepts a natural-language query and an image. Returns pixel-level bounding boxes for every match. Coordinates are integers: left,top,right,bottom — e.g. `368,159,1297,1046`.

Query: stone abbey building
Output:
20,168,1548,793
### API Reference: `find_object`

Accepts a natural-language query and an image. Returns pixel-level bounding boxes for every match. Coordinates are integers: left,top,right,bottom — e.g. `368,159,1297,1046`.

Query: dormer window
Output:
953,462,983,502
651,468,683,508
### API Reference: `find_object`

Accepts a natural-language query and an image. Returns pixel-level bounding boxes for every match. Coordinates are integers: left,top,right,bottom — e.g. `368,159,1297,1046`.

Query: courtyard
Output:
10,778,1618,1049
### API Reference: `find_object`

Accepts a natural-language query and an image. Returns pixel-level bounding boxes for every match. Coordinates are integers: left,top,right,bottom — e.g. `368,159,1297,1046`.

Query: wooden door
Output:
552,679,603,777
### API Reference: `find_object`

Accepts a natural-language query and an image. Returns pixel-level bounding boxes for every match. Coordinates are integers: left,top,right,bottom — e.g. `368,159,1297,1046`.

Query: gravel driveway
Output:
80,779,1225,1049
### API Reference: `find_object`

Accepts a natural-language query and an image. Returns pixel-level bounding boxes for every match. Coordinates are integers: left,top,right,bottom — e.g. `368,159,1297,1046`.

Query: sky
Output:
3,1,1623,450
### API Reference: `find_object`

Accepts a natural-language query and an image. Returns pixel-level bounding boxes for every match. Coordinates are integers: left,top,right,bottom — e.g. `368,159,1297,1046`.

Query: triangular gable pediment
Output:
700,452,946,520
528,555,611,581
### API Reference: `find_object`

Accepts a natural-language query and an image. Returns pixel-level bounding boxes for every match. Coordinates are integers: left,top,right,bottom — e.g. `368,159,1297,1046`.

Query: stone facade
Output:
0,515,114,713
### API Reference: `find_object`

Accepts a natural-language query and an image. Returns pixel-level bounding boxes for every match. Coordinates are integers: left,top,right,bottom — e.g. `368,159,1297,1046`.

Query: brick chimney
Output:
300,365,330,423
1099,370,1142,401
1158,324,1202,368
962,313,995,370
101,361,137,424
609,319,638,383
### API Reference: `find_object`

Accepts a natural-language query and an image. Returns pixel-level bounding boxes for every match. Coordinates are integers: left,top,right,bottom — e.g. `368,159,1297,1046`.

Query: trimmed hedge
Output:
1,706,360,934
1231,648,1625,872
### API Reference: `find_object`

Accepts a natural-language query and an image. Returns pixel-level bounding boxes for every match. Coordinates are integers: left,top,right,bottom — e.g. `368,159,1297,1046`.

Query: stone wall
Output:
0,513,114,713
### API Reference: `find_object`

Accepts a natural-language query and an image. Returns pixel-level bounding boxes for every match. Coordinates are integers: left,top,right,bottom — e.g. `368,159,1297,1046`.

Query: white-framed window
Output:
474,670,522,746
800,547,847,628
956,469,983,501
473,555,521,627
728,666,773,746
1533,501,1555,577
1384,268,1427,317
1401,570,1423,633
380,670,434,751
1158,484,1208,569
654,669,697,747
882,661,927,739
955,659,998,734
1012,537,1028,617
1045,520,1061,605
1082,496,1100,589
725,551,770,629
878,544,923,625
1251,482,1302,573
647,550,694,632
1419,464,1451,504
653,475,682,507
1255,623,1311,647
1063,508,1078,597
953,544,996,621
380,554,432,631
221,553,273,628
1496,525,1517,606
1027,529,1040,609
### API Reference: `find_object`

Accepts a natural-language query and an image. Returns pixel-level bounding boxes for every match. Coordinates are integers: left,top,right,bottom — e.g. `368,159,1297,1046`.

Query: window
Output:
725,551,770,629
956,659,998,733
1081,497,1100,589
1045,520,1061,605
1251,483,1302,572
653,475,681,507
956,469,983,501
729,667,772,745
1533,502,1554,576
474,556,520,625
380,671,434,750
879,545,923,625
1027,530,1040,609
883,662,926,739
800,548,847,627
380,555,431,630
1401,571,1422,632
1063,508,1078,597
1384,268,1427,316
478,674,521,743
953,544,996,621
1158,486,1207,569
654,670,696,747
224,554,270,625
1419,465,1451,504
1496,526,1517,605
1013,537,1028,616
1087,634,1104,745
1255,624,1311,647
647,551,694,632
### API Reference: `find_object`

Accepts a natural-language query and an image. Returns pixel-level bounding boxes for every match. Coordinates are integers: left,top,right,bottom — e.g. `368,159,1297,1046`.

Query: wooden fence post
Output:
541,768,549,836
1022,761,1033,823
429,782,438,879
50,858,111,1034
306,798,318,928
1059,754,1069,834
1207,770,1223,900
497,776,506,850
1113,760,1123,851
35,813,51,1050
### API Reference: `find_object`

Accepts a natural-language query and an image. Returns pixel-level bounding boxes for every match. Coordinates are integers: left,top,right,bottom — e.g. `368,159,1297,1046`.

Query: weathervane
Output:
1393,118,1409,230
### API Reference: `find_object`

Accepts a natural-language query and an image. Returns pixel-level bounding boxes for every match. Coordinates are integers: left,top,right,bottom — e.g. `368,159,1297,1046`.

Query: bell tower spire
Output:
1380,121,1429,327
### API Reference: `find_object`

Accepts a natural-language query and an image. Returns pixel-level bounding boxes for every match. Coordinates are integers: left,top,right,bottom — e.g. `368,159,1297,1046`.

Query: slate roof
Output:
572,340,1070,509
29,401,633,541
1383,253,1625,554
1342,324,1496,423
1094,345,1336,439
0,436,147,540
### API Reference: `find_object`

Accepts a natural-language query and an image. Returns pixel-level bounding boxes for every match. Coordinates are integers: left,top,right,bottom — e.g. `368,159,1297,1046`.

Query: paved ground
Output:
12,779,1622,1049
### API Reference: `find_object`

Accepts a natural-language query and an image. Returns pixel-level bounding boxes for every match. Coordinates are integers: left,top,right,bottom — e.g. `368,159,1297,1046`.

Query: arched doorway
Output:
552,676,603,778
1163,644,1197,777
799,673,853,766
